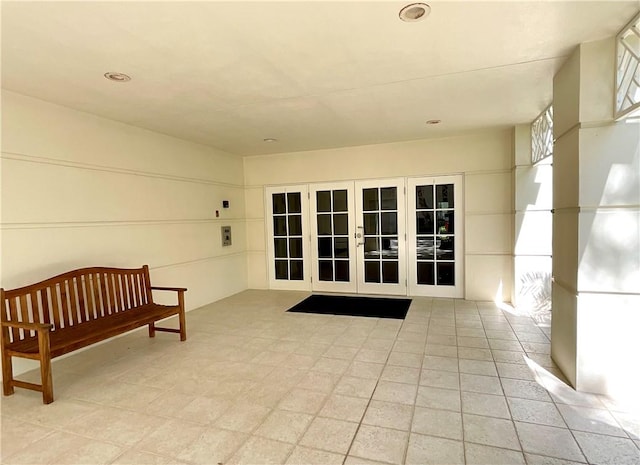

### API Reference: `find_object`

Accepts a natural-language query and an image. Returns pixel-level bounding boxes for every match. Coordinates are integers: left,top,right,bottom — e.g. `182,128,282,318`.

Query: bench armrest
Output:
151,286,187,292
1,321,53,332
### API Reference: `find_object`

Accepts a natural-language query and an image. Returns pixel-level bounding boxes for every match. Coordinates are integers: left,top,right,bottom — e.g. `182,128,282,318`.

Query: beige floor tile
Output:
424,344,458,357
51,441,125,465
137,418,206,457
465,443,526,465
254,409,313,444
386,351,423,368
415,386,461,411
405,433,464,465
176,427,248,464
500,378,552,402
412,406,463,440
523,454,589,465
285,446,345,465
496,362,537,381
333,376,378,399
457,336,490,349
457,347,494,361
0,418,55,460
278,388,327,414
355,348,390,363
420,368,460,390
296,370,340,393
362,400,413,431
299,417,359,454
571,434,640,465
372,380,417,405
323,345,359,360
462,391,511,419
380,365,420,384
110,449,179,465
227,436,294,465
491,349,528,364
558,404,628,437
459,359,498,377
346,361,385,379
508,397,565,427
463,414,521,451
174,395,232,425
514,421,585,462
349,425,409,464
423,355,459,373
460,373,503,395
214,401,272,433
62,407,165,446
319,394,369,422
312,357,351,375
394,340,426,354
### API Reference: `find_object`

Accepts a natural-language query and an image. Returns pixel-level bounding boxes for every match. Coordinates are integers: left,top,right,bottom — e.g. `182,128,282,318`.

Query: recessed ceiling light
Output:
425,119,441,125
399,3,431,22
263,138,278,143
104,72,131,82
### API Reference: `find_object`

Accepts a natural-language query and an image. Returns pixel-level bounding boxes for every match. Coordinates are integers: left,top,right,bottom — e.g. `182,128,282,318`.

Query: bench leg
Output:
178,291,187,342
37,330,53,404
2,351,14,396
148,323,156,338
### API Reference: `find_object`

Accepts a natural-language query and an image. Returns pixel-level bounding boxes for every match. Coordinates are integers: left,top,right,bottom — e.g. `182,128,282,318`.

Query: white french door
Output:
407,175,463,297
267,175,462,297
354,178,407,295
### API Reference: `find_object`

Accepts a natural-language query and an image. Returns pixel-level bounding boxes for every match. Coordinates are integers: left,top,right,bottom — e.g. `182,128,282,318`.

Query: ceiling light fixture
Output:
425,119,441,125
399,3,431,22
263,138,278,143
104,72,131,82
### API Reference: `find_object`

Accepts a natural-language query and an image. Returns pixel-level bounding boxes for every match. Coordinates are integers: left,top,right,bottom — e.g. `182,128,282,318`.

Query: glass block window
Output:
616,12,640,119
531,104,553,164
272,192,304,280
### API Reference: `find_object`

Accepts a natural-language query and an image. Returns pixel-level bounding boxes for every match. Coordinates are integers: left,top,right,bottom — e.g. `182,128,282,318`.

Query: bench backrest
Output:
1,265,153,343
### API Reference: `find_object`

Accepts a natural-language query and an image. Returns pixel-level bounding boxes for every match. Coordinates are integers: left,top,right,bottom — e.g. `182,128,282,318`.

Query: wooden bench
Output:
1,265,187,404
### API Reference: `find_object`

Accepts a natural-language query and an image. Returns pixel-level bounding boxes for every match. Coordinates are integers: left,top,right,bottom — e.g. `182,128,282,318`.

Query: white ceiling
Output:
2,1,639,156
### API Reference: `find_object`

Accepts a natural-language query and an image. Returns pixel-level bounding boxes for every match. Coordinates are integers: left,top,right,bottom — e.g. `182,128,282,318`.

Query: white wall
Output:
1,90,248,317
244,129,514,301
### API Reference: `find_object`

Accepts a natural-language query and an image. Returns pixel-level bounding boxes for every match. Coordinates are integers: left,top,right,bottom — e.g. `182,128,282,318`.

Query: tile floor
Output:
1,290,639,465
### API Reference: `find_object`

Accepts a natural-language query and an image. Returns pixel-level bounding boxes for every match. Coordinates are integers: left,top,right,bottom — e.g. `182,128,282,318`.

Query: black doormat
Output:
287,294,411,319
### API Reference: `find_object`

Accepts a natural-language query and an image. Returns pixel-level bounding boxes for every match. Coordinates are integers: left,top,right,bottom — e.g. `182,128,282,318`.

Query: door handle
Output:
356,226,365,247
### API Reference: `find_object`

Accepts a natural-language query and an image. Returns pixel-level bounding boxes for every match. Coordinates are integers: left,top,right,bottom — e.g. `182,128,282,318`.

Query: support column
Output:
552,38,640,397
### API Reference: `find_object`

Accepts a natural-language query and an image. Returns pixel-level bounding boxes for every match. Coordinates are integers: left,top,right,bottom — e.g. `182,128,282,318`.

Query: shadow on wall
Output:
518,271,552,325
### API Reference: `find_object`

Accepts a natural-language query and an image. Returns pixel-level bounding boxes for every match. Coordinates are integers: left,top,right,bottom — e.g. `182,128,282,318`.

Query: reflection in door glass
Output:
363,186,399,284
415,184,455,287
316,189,351,283
272,192,304,281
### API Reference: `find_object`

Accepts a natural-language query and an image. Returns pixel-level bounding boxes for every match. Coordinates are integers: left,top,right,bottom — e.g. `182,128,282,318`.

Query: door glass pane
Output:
382,237,398,259
335,261,349,282
288,215,302,235
333,190,348,212
288,193,302,213
333,214,348,235
417,212,434,234
319,261,333,281
364,213,378,235
436,211,454,234
275,260,288,279
382,261,399,284
363,189,378,211
436,184,454,208
417,237,436,259
317,191,331,212
380,187,397,210
334,238,349,258
439,238,454,260
318,238,333,258
365,261,380,283
274,217,287,236
437,263,455,285
381,212,397,234
273,194,286,214
289,238,302,258
416,186,433,209
290,260,304,280
364,237,380,258
274,238,287,258
317,215,332,235
417,262,435,285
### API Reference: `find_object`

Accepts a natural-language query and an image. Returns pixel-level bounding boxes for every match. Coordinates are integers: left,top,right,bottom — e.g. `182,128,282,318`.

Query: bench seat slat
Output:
5,303,180,358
